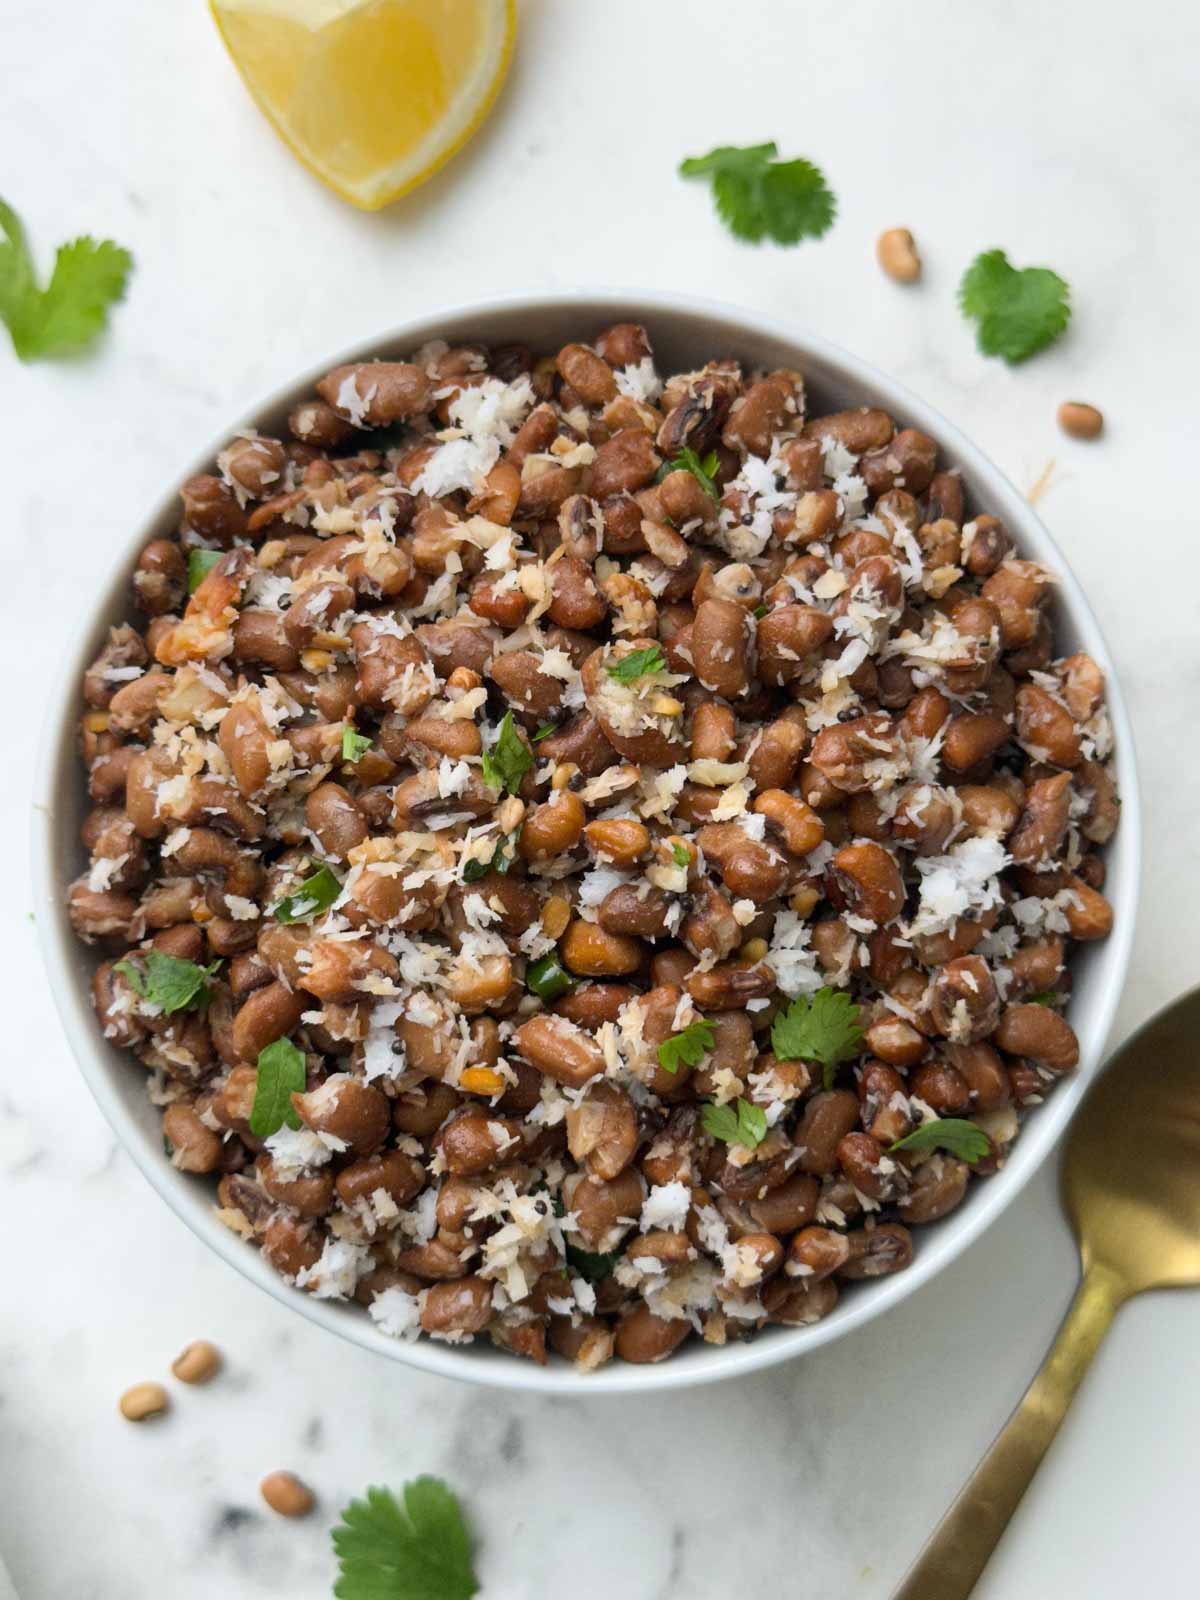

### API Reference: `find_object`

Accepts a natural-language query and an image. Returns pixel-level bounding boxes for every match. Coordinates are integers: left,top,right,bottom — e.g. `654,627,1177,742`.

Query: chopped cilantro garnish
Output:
678,143,836,246
655,445,720,500
671,842,691,867
187,548,223,593
341,726,372,763
658,1017,714,1075
1028,991,1059,1007
702,1097,768,1150
565,1241,621,1284
249,1037,306,1139
332,1477,479,1600
772,987,864,1090
532,722,558,742
0,195,132,362
606,645,667,683
274,862,342,924
958,249,1071,364
480,711,533,796
114,950,220,1015
890,1118,991,1164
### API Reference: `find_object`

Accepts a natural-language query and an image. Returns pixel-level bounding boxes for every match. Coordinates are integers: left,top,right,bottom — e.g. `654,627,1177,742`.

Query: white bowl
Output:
34,290,1141,1393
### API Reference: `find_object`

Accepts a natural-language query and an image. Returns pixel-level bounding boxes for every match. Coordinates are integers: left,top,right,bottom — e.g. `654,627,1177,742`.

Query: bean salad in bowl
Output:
60,307,1123,1377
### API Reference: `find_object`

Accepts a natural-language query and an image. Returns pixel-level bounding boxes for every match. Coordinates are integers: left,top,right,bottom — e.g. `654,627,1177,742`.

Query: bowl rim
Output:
33,287,1142,1394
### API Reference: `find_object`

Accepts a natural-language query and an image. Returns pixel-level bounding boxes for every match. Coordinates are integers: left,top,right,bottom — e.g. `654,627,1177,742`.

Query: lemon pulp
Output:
212,0,515,209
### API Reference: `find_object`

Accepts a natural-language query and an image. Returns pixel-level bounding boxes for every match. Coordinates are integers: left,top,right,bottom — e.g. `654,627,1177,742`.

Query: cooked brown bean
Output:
560,918,643,977
794,1091,861,1176
803,408,894,452
566,1082,639,1180
317,361,432,424
927,956,1000,1044
569,1168,645,1252
514,1013,604,1088
831,841,904,924
757,604,835,686
584,817,650,866
1016,684,1082,769
615,1304,690,1364
421,1277,494,1336
519,791,585,860
994,1003,1079,1073
838,1223,914,1278
292,1074,390,1154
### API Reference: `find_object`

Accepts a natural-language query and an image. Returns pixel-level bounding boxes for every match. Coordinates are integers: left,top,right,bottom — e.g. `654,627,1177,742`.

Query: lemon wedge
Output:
211,0,516,210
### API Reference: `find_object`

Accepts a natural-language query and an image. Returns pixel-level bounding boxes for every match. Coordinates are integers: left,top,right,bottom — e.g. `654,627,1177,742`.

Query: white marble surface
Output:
4,0,1199,1594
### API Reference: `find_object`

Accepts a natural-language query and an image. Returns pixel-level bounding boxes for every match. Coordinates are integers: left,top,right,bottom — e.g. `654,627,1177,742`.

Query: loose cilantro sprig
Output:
657,1017,714,1075
702,1097,768,1150
274,862,342,924
959,249,1071,364
656,446,720,501
114,950,220,1015
678,143,836,246
772,987,864,1090
186,548,223,593
607,644,667,684
480,711,533,796
0,197,132,362
342,726,372,764
249,1037,306,1139
890,1118,991,1165
332,1477,479,1600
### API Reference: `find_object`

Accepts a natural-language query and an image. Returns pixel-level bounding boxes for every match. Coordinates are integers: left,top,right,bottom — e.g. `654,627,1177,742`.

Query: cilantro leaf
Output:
249,1037,306,1139
658,1017,714,1075
1027,990,1059,1007
772,987,864,1090
671,842,691,867
565,1241,621,1284
480,711,533,796
461,832,516,884
702,1097,768,1150
274,862,342,924
532,722,557,742
114,950,219,1015
656,446,720,500
186,548,223,593
959,249,1071,364
679,143,836,246
342,726,373,764
332,1478,478,1600
0,198,132,362
890,1118,991,1164
606,645,667,684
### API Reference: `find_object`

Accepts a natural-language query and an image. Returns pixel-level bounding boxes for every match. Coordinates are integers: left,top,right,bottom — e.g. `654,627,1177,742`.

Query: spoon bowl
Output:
1064,987,1200,1294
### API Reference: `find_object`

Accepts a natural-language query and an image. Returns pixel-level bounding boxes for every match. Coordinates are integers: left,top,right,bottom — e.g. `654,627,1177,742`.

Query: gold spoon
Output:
893,987,1200,1598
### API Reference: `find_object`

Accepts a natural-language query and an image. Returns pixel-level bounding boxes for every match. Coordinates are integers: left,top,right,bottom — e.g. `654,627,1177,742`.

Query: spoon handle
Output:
890,1261,1126,1599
